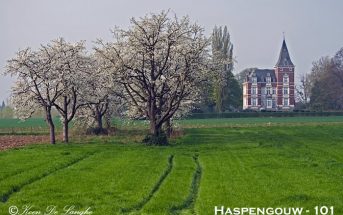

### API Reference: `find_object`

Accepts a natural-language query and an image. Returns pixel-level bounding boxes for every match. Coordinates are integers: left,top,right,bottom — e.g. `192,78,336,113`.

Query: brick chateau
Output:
242,39,295,111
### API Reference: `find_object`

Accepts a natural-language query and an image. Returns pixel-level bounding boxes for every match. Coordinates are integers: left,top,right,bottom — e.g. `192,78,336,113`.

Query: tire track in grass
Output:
170,154,202,215
0,151,97,203
0,169,33,183
0,151,51,182
121,155,174,214
0,160,58,183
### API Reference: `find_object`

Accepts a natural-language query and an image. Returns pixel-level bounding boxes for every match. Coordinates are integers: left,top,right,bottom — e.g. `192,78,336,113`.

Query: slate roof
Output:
248,69,276,83
275,39,294,67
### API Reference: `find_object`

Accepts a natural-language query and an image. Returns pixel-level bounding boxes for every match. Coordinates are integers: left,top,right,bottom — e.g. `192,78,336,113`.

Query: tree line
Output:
296,48,343,110
3,11,242,145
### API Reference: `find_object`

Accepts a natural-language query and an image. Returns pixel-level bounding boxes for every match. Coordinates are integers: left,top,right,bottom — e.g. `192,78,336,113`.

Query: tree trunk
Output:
150,119,159,136
45,107,56,144
63,96,69,143
147,89,167,145
164,118,172,138
149,114,162,137
149,95,158,136
63,120,68,143
49,122,56,145
215,85,223,113
96,108,103,130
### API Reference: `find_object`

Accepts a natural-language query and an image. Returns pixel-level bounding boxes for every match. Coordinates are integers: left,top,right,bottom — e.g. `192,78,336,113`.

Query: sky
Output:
1,0,343,103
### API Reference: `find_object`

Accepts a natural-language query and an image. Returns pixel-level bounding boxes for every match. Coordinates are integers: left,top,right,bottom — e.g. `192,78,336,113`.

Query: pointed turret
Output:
275,39,294,67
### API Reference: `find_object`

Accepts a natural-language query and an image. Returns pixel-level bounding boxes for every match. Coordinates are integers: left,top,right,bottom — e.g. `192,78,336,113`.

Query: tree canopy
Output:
95,11,210,144
301,48,343,111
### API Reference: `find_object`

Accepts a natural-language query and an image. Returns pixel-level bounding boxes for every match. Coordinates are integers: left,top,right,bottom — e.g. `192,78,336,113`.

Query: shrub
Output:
142,132,168,146
85,127,109,135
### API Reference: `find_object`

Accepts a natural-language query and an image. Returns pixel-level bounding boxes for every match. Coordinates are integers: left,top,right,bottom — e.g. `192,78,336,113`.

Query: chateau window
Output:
272,87,276,95
266,87,271,95
266,75,271,83
283,98,289,106
289,68,293,71
252,98,257,106
283,74,289,83
267,77,271,83
283,87,288,95
267,99,272,108
252,87,257,95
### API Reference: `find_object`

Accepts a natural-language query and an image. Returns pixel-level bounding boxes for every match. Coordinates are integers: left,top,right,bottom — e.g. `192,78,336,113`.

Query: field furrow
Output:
121,154,174,214
139,155,195,215
0,152,96,203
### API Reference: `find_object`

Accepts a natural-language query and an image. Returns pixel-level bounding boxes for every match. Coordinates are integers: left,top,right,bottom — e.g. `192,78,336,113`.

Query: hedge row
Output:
186,112,343,119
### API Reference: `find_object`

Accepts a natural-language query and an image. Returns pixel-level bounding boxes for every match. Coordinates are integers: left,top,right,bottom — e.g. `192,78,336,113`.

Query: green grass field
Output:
0,118,60,135
0,117,342,214
1,116,343,134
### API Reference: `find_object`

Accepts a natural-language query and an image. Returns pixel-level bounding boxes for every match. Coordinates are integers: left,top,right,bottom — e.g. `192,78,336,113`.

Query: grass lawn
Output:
0,118,342,214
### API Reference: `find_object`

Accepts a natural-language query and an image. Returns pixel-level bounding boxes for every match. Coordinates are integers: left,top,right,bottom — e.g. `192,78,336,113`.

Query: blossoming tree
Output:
6,38,90,143
96,11,209,144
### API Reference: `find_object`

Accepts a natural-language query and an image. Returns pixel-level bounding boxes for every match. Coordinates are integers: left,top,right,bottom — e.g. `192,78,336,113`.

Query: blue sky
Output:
1,0,343,102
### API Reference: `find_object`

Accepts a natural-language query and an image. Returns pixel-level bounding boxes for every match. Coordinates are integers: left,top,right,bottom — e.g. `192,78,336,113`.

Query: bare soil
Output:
0,135,50,151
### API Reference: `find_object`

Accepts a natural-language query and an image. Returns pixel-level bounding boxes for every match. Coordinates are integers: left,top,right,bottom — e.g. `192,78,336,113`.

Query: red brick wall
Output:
275,67,295,106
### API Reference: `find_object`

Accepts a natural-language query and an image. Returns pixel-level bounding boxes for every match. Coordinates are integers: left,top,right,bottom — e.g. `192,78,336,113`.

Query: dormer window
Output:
252,77,257,83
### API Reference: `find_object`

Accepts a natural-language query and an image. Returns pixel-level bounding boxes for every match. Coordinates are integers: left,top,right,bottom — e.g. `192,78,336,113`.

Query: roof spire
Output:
283,31,285,40
275,36,294,67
